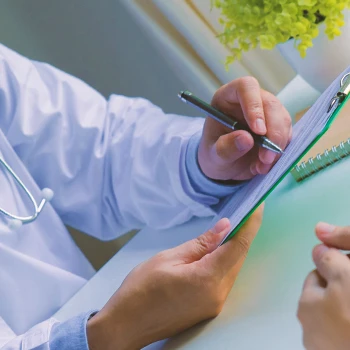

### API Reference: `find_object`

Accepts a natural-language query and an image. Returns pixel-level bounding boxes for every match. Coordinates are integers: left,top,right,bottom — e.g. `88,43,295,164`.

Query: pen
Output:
178,90,283,154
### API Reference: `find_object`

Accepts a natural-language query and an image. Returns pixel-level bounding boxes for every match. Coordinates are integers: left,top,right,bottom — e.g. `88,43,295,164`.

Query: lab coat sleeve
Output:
0,43,239,240
2,311,96,350
2,318,57,350
186,131,243,200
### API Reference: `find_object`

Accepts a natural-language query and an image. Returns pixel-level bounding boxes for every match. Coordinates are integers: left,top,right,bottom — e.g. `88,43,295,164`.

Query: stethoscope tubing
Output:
0,157,53,227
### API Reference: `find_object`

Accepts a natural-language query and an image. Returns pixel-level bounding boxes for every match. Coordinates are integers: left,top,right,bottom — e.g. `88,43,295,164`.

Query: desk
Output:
54,76,346,349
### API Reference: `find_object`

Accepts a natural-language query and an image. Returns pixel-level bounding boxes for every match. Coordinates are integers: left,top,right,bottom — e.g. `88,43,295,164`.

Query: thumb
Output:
206,204,264,276
316,223,350,250
172,218,231,263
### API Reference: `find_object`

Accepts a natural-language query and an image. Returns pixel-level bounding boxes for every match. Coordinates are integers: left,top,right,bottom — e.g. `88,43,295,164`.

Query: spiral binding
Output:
291,138,350,182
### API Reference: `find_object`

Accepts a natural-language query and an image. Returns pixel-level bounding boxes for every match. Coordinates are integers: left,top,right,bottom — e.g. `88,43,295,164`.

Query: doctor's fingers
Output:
211,77,266,136
312,244,350,284
206,204,264,277
164,218,231,264
214,129,255,163
316,223,350,250
258,90,292,167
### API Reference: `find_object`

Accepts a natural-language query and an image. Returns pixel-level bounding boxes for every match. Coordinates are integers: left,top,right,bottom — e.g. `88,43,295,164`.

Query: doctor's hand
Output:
87,206,263,350
298,222,350,350
198,77,292,181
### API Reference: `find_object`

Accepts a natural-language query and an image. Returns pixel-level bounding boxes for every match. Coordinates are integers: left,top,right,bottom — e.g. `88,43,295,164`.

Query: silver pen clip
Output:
328,73,350,112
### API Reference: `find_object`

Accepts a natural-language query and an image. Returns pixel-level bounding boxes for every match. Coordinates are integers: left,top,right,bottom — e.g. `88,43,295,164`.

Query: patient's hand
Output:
298,222,350,350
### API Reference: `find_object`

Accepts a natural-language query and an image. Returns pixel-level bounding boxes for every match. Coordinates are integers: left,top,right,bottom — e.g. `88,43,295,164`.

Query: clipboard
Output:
220,73,350,245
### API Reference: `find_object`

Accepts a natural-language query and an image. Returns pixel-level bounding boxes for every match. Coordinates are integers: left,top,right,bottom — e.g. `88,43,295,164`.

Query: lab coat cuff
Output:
50,310,98,350
185,131,242,200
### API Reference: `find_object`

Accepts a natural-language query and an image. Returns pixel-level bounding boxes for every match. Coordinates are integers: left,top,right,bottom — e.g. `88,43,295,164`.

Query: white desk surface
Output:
53,76,348,350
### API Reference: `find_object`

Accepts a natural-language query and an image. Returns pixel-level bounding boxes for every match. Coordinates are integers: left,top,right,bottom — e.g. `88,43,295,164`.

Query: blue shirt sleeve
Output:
185,131,242,201
50,310,98,350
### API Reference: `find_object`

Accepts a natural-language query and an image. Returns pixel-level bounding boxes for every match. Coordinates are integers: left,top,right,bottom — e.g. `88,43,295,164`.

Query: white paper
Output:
210,68,350,244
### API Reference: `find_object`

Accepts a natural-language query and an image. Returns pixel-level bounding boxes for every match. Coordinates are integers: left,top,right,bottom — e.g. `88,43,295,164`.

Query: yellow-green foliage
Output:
212,0,350,64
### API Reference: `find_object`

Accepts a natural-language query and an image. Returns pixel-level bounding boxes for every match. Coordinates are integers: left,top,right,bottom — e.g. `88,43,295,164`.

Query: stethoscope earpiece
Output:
42,188,54,201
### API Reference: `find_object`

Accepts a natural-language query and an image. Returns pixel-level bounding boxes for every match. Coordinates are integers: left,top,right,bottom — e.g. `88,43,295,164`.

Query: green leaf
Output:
212,0,348,66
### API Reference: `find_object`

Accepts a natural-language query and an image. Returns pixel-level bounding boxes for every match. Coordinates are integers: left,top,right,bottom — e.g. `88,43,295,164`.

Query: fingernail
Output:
234,135,249,152
263,151,275,165
255,162,264,175
250,163,258,175
255,118,266,134
317,222,335,236
313,244,329,261
212,218,230,234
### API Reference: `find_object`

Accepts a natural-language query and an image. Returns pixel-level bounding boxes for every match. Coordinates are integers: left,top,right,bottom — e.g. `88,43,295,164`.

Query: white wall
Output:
0,0,199,269
0,0,199,116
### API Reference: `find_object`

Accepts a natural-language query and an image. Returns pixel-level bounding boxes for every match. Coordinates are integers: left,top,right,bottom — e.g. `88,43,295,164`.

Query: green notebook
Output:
211,72,350,245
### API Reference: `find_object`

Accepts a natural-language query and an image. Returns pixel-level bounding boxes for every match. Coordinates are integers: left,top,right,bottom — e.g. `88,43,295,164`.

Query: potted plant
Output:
212,0,350,92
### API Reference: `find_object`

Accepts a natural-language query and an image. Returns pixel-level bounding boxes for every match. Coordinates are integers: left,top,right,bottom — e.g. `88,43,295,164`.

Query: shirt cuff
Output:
50,310,98,350
185,131,242,200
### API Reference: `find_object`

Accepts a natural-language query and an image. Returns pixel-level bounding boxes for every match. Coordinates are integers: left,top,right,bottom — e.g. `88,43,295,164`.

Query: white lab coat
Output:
0,44,214,348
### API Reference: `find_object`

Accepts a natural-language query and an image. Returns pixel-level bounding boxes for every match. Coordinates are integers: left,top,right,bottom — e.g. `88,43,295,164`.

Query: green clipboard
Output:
222,73,350,244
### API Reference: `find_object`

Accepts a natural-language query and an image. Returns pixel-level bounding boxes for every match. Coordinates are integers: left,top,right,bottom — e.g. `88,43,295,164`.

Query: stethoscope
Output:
0,156,54,229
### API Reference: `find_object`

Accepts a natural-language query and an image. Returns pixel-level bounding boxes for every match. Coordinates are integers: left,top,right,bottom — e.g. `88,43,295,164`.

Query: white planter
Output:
278,10,350,92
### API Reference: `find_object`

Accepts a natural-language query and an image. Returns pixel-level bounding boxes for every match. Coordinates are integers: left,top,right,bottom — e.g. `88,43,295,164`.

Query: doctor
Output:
0,43,292,349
